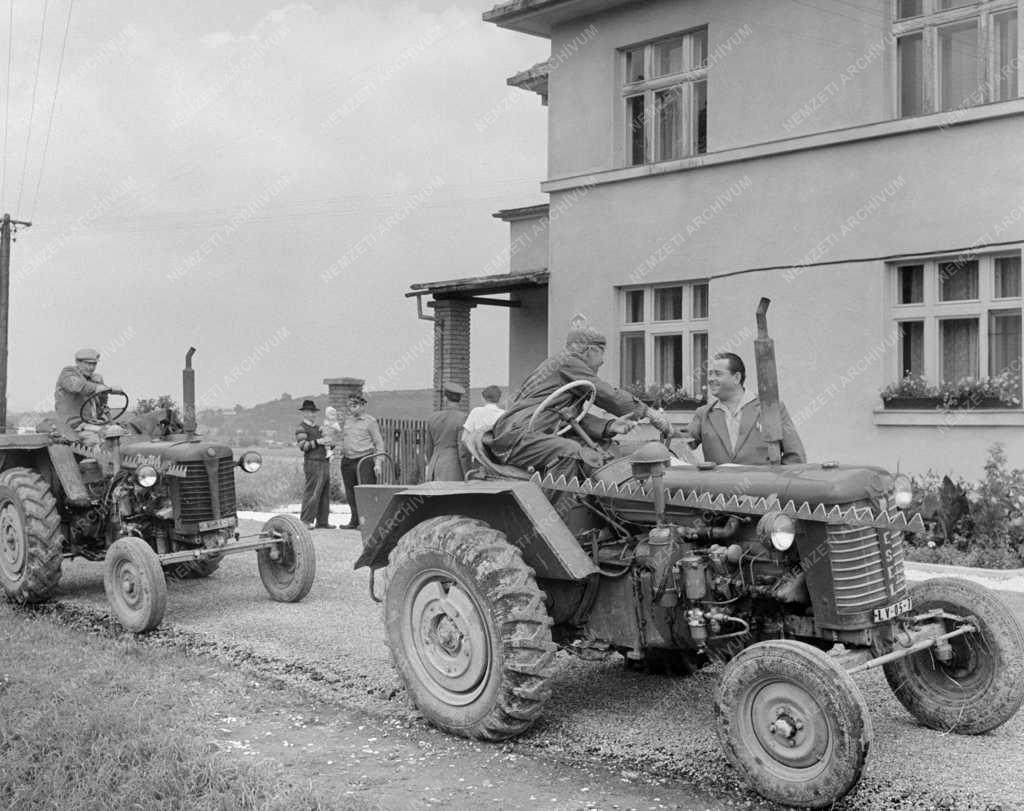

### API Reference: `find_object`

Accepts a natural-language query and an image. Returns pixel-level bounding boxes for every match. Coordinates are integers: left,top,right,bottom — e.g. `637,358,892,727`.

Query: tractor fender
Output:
353,480,598,581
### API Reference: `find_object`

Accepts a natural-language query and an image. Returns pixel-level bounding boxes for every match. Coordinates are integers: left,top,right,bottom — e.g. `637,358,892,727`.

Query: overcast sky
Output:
3,1,549,413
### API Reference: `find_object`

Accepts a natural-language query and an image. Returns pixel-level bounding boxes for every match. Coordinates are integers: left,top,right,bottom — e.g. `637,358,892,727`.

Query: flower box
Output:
882,396,943,410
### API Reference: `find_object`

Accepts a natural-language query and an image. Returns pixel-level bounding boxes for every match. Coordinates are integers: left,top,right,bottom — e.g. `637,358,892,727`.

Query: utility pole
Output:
0,213,32,433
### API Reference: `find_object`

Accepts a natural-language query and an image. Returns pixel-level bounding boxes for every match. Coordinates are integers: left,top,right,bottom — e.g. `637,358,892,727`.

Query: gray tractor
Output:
0,348,316,632
351,303,1023,808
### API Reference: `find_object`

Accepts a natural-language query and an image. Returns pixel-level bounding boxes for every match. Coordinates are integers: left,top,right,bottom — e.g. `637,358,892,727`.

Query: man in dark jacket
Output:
686,352,805,465
54,348,117,445
425,381,466,481
296,399,334,530
485,326,674,480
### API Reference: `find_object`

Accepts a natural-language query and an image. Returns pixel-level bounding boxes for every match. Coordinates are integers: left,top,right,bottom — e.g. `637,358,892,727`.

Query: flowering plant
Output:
938,371,1022,409
879,374,937,401
624,382,706,408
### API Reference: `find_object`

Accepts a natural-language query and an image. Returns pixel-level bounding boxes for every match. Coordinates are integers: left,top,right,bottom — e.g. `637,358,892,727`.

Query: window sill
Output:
541,98,1024,193
873,408,1024,427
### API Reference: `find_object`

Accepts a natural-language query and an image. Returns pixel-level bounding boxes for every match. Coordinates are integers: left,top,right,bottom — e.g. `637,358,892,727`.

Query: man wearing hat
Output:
338,393,384,529
485,325,675,480
295,399,334,530
424,381,466,482
54,348,117,445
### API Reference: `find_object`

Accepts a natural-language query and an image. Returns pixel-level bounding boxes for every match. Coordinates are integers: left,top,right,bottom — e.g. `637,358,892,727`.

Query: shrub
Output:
903,444,1024,569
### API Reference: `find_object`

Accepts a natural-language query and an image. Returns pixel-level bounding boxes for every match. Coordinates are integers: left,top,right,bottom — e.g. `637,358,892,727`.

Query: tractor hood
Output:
593,457,893,506
118,438,234,465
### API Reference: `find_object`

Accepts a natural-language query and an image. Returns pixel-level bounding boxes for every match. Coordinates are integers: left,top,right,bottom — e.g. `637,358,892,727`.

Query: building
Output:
414,0,1024,474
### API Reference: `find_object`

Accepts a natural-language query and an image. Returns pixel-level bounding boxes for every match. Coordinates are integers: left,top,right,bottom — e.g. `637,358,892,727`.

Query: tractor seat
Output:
463,429,533,481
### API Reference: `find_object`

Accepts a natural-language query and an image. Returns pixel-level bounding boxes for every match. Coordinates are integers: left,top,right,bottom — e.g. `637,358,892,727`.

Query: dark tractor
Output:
353,304,1024,809
0,348,316,632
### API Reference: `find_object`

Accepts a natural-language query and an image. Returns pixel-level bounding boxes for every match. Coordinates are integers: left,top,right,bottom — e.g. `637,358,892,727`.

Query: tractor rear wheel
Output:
384,515,557,741
0,468,63,604
103,537,167,633
257,514,316,602
715,639,872,809
882,577,1024,734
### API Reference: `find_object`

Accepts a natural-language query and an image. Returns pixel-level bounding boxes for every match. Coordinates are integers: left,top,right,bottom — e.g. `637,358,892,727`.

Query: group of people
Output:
296,393,384,530
422,382,506,482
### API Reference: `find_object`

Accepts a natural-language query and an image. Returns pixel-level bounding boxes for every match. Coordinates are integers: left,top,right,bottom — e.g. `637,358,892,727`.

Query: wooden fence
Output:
377,416,429,485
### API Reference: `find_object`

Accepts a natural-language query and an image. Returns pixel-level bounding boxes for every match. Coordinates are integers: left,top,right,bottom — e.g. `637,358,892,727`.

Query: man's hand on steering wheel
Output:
79,388,130,426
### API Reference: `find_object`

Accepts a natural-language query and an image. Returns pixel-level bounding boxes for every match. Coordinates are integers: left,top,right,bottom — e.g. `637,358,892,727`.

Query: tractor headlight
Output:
757,512,797,551
893,474,913,510
135,465,158,488
238,451,262,473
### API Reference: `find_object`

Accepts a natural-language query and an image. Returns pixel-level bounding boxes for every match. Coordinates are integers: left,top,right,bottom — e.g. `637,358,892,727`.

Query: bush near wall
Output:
903,444,1024,569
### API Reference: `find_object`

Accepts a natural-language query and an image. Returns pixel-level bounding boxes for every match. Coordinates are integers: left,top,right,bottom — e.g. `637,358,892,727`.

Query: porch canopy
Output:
407,269,549,410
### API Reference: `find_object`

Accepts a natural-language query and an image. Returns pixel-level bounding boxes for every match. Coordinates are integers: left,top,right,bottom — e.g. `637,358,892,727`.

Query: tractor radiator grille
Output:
177,458,237,522
828,523,907,614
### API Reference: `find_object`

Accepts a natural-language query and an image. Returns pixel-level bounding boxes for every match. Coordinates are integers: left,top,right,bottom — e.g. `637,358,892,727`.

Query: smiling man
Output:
687,352,805,465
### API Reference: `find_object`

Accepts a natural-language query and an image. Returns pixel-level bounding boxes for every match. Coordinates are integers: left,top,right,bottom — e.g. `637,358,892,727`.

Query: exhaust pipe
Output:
182,347,197,437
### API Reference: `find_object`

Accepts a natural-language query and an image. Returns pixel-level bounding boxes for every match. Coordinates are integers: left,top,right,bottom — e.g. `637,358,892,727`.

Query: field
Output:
235,448,345,510
0,604,352,810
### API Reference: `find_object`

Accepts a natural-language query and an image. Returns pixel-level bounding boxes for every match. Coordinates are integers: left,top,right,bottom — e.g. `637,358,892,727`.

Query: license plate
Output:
873,597,912,622
198,517,237,532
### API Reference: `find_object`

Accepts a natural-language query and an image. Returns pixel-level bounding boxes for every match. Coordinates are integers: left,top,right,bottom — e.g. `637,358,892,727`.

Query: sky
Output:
2,0,550,413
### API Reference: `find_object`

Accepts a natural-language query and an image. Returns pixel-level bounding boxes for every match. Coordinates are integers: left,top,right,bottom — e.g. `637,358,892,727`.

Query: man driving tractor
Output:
54,348,120,445
484,325,675,480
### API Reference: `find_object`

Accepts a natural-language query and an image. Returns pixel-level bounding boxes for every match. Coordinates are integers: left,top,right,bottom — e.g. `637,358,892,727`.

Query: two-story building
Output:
415,0,1024,474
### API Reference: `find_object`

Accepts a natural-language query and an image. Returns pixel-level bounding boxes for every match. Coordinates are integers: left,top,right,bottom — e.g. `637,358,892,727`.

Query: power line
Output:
29,0,73,221
16,0,48,213
2,0,12,208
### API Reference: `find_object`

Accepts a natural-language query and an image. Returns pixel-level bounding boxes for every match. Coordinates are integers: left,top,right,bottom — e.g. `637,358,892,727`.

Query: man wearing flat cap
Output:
424,381,466,482
54,348,118,445
295,399,334,530
485,325,675,481
338,393,384,529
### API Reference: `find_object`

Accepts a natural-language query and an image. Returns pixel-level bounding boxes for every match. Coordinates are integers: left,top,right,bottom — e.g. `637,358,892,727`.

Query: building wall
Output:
508,216,550,273
548,0,891,178
509,285,549,389
544,112,1024,476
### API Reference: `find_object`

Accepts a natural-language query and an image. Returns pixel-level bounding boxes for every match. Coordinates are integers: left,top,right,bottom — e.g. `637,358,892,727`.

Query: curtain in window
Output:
654,335,683,387
989,311,1022,379
939,21,979,112
941,318,980,382
655,87,682,161
620,333,645,388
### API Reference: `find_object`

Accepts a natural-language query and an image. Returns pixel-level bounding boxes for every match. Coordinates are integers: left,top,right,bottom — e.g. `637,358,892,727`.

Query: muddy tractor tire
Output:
103,536,168,633
257,514,316,602
882,577,1024,734
0,468,64,604
715,639,872,809
384,515,557,741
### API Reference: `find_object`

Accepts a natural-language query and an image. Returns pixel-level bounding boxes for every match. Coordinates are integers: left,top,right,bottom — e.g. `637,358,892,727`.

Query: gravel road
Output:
50,519,1024,810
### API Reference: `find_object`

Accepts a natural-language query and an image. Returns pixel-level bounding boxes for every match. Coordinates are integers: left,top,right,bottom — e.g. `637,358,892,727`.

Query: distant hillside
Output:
9,388,492,445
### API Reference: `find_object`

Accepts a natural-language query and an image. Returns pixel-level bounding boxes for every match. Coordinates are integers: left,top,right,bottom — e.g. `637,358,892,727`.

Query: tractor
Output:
0,348,316,632
352,302,1024,809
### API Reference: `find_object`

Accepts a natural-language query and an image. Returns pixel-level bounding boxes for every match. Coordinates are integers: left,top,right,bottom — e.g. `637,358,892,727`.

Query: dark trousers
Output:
341,455,377,527
301,458,331,527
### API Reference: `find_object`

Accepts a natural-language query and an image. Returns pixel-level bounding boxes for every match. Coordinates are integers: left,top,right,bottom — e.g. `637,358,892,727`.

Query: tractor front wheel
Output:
384,515,557,741
257,515,316,602
882,577,1024,734
103,537,167,633
0,468,63,604
715,639,872,809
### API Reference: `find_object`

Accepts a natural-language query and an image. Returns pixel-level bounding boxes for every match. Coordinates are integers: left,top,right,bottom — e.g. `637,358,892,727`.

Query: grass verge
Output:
0,603,357,810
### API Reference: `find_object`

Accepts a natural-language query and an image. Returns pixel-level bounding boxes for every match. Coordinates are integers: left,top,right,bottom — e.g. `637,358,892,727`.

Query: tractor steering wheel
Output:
527,379,598,440
79,388,130,426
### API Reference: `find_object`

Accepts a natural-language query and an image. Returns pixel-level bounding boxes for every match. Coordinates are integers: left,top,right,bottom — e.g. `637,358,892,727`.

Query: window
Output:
891,251,1023,390
895,1,1020,117
622,27,708,165
619,280,710,399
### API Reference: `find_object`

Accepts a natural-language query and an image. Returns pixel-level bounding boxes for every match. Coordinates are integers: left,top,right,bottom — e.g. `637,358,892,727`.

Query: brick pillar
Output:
323,377,365,416
432,297,472,412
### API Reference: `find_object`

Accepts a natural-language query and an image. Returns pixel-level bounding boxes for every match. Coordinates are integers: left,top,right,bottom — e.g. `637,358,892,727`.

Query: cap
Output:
347,393,367,405
443,381,466,396
565,326,607,348
298,399,319,412
75,348,100,362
